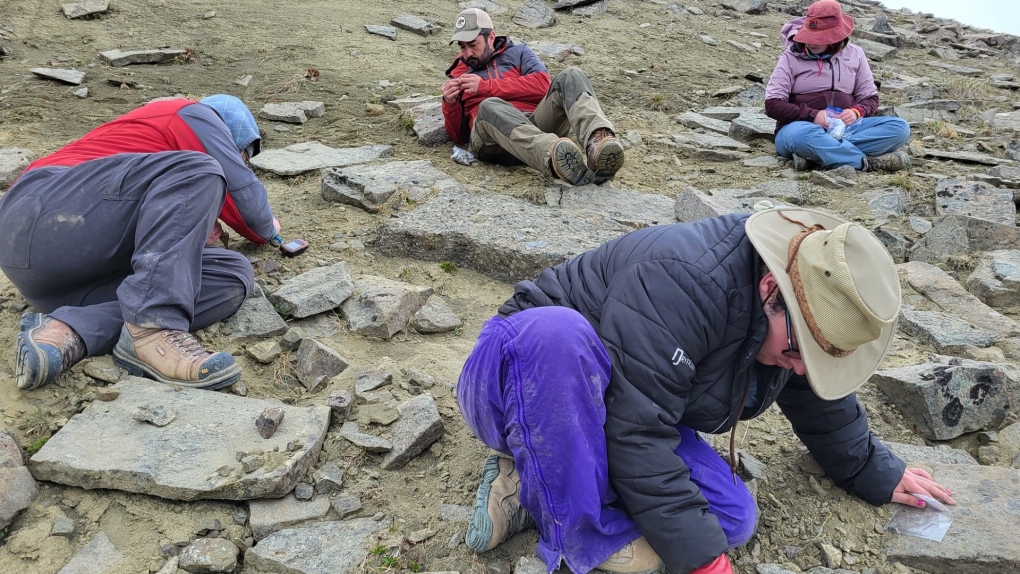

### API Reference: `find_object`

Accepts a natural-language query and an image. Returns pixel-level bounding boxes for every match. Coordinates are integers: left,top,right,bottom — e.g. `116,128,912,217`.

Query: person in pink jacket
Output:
764,0,910,172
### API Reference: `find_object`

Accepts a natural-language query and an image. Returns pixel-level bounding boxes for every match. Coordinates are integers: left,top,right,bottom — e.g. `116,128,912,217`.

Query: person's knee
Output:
516,306,594,341
476,98,511,123
889,117,911,147
723,487,758,548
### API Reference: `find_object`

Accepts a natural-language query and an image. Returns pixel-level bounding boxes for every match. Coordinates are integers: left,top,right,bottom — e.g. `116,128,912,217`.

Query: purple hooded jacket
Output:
764,16,879,133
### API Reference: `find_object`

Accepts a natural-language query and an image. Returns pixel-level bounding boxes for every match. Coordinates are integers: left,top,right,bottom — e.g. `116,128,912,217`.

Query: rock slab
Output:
250,142,392,176
0,147,36,188
29,378,331,501
99,48,186,66
380,394,445,470
58,531,123,574
29,67,85,85
244,518,388,573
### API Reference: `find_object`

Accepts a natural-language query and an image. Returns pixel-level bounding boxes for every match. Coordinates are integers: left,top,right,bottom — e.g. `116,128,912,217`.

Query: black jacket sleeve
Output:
776,374,906,505
601,261,730,574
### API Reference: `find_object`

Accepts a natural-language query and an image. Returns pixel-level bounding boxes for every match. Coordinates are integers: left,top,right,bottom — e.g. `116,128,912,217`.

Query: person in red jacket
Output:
0,95,280,391
442,8,624,185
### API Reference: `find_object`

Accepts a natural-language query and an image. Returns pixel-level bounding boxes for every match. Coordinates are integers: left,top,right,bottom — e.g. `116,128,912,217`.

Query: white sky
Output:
873,0,1020,36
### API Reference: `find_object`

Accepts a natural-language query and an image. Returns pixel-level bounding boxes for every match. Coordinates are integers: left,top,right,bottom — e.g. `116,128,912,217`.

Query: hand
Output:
691,554,732,574
458,74,482,96
441,79,462,103
813,110,830,129
891,467,955,508
273,217,281,235
206,220,224,247
838,108,860,125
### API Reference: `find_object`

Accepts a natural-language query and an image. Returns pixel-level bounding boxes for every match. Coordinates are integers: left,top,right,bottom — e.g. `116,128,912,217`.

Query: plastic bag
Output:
825,106,846,140
884,494,954,542
451,146,477,166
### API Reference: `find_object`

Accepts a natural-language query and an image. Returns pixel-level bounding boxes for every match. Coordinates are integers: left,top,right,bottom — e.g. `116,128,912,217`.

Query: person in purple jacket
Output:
764,0,911,172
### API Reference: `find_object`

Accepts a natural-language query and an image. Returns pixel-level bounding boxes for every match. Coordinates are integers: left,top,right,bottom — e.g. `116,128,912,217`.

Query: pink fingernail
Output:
916,500,925,507
947,490,953,495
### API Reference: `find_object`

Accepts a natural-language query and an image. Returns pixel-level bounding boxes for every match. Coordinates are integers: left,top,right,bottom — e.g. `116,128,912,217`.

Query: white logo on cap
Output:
455,16,466,29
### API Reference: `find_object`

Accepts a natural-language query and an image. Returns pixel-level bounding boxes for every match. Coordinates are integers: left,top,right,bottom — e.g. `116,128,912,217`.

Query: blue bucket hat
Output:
199,94,261,156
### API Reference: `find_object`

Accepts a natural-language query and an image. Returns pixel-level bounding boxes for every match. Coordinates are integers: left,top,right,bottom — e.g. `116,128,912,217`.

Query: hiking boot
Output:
595,537,664,574
550,137,596,186
792,153,812,171
16,313,86,390
112,323,241,390
465,454,535,553
586,128,625,183
865,150,911,172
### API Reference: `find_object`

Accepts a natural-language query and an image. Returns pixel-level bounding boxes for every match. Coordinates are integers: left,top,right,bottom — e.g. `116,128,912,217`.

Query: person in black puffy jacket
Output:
456,208,955,574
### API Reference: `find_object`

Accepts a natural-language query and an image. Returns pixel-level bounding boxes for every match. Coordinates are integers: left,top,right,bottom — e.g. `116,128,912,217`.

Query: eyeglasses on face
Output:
783,307,802,360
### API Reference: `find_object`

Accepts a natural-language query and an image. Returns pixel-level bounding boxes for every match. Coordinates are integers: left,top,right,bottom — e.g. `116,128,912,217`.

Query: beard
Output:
465,45,494,71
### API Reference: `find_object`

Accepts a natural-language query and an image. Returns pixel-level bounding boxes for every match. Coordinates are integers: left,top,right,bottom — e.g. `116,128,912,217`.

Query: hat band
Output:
783,222,854,358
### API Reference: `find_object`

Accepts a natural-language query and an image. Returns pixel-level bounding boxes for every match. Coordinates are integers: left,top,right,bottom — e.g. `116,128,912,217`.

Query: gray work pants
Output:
468,67,615,176
0,151,254,356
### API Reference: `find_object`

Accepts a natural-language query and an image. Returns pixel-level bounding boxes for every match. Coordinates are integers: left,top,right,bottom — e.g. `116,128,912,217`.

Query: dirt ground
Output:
0,0,1014,573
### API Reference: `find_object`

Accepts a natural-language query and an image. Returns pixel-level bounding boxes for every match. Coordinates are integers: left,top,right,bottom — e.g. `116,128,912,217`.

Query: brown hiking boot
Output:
550,137,596,186
465,454,535,553
112,323,241,390
595,537,664,574
586,128,625,183
864,150,911,172
16,313,86,390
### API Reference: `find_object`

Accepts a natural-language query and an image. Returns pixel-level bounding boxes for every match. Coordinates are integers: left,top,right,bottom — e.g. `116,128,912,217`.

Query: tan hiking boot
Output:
595,537,664,574
550,137,596,186
112,322,241,389
465,454,535,552
864,150,911,172
16,313,86,390
586,128,625,183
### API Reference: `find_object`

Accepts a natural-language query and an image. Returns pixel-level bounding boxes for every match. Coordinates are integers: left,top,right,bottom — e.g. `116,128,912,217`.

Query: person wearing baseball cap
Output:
457,208,955,574
765,0,911,172
441,8,624,186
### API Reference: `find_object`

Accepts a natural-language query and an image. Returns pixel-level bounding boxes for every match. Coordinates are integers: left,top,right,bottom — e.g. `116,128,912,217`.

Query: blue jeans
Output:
457,307,756,574
774,116,910,169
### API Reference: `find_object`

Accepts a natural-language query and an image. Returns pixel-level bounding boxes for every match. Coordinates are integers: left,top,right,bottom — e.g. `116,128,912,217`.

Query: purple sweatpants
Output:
458,307,756,573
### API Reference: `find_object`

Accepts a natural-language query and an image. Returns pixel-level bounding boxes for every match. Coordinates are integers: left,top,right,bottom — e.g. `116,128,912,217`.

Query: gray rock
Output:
873,13,896,34
674,187,790,222
258,101,325,124
700,106,763,121
897,308,995,354
380,394,445,470
925,149,1011,166
884,441,978,466
391,14,440,36
376,188,630,283
699,34,719,46
894,100,959,125
331,493,363,518
339,422,393,452
910,214,1020,267
572,0,607,17
552,0,600,9
293,483,314,500
178,538,238,573
294,338,349,391
743,156,780,168
460,0,507,14
269,262,355,319
927,61,984,76
441,503,474,522
513,0,556,28
29,378,330,501
248,494,331,540
30,67,85,85
99,48,186,66
411,296,463,334
872,358,1020,440
223,291,288,340
341,275,433,339
62,0,109,18
0,466,38,530
365,25,398,40
727,40,757,54
250,142,392,176
0,431,21,468
874,227,910,264
991,111,1020,132
990,166,1020,180
856,38,898,61
255,407,285,439
721,0,767,14
900,260,1020,339
672,132,750,150
133,403,177,427
526,41,582,62
737,450,767,480
244,518,388,572
408,102,450,146
246,341,282,365
313,463,344,494
326,390,354,420
884,464,1020,573
967,250,1020,309
52,513,76,537
559,183,677,228
0,147,35,188
675,112,730,135
321,160,459,213
386,95,441,111
516,556,548,574
728,113,775,143
58,531,124,574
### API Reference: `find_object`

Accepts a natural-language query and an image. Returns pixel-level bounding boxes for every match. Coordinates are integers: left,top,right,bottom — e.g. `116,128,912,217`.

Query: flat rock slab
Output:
900,260,1020,339
30,67,85,85
99,48,186,66
29,378,331,501
676,111,730,135
409,102,450,146
513,0,556,28
672,132,750,150
925,149,1011,166
376,188,630,283
526,41,583,62
222,291,288,340
0,147,35,188
927,61,983,76
58,531,123,574
0,466,38,529
884,464,1020,573
245,518,388,574
259,101,325,124
269,262,355,319
674,187,791,222
62,0,109,19
249,494,331,540
391,14,440,36
884,441,978,466
897,309,995,355
321,160,460,212
872,358,1020,440
910,214,1020,266
991,111,1020,132
251,142,392,176
699,106,763,121
342,275,434,339
856,37,898,61
365,25,398,41
935,179,1016,224
380,394,445,470
728,113,774,143
559,184,676,228
967,250,1020,308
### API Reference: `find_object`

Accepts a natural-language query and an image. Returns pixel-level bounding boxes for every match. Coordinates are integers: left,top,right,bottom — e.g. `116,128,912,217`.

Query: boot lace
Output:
161,331,209,360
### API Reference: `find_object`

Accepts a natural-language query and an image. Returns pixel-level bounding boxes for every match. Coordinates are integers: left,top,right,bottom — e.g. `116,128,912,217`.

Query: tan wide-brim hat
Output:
745,208,900,400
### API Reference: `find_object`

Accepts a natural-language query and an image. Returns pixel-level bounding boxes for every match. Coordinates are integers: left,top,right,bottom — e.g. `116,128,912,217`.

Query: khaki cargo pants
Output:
468,67,615,177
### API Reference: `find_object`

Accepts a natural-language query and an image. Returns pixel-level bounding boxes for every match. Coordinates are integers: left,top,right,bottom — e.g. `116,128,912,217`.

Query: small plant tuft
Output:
439,261,457,273
646,93,671,112
370,545,387,556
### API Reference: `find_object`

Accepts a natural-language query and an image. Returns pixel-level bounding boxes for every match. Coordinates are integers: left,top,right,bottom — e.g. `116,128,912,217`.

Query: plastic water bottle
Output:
825,106,846,140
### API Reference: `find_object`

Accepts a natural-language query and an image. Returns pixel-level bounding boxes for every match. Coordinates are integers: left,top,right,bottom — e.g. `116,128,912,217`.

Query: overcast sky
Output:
876,0,1020,36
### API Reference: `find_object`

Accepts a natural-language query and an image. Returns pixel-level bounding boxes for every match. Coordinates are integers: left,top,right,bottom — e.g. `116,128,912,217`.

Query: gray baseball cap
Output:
450,8,493,44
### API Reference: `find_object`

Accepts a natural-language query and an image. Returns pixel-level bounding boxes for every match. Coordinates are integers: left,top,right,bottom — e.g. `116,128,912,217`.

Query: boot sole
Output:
16,313,56,390
593,565,664,574
591,140,625,182
465,454,502,553
112,347,241,390
552,140,596,186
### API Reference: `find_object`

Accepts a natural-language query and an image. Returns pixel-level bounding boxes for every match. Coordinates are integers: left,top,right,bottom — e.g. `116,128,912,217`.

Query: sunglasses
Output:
783,307,802,360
